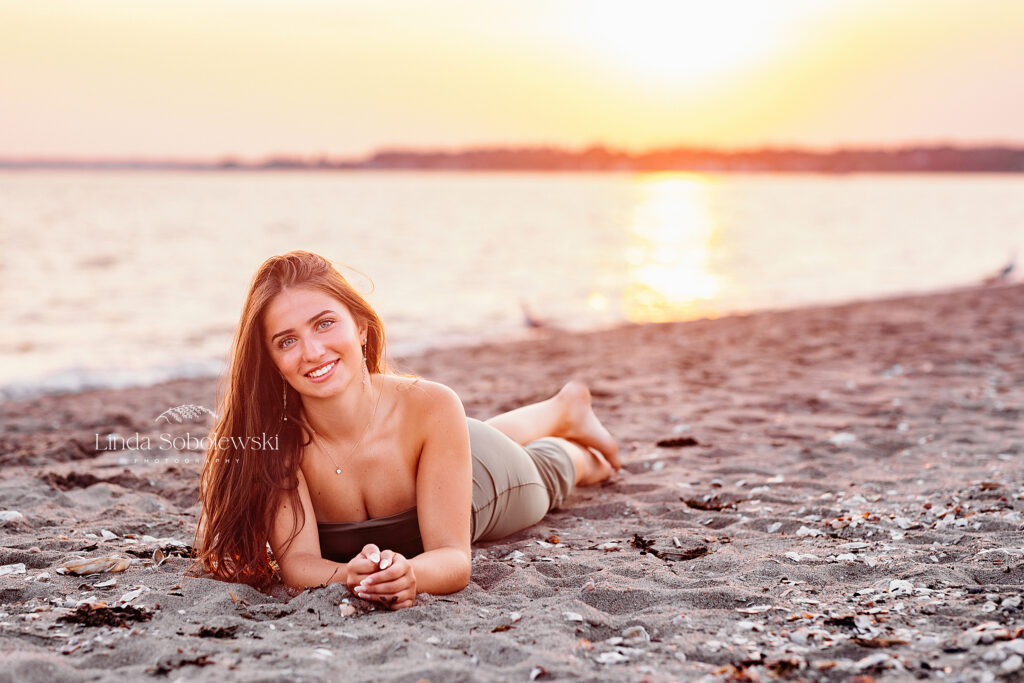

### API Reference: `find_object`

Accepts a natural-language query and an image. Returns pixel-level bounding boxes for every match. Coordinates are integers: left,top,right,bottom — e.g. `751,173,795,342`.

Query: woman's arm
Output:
409,382,473,591
356,381,473,604
269,468,378,590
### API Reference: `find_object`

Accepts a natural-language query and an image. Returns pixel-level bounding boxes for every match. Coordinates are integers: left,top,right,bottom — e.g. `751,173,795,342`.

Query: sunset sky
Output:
2,0,1022,159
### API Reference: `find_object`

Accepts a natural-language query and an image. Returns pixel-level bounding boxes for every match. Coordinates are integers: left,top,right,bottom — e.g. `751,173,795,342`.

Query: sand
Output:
1,283,1023,682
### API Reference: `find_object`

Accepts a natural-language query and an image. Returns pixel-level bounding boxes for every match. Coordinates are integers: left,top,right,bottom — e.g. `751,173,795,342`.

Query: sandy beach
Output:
1,283,1022,682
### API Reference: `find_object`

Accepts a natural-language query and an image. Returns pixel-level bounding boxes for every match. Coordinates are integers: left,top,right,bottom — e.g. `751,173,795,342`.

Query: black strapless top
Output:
317,506,424,563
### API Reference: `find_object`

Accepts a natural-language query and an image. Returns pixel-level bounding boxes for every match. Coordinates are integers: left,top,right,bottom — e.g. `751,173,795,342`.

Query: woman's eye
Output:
279,337,296,349
317,319,334,330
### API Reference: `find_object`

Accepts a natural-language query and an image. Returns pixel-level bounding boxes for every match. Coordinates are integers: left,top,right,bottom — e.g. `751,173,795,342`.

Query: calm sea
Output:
1,170,1021,400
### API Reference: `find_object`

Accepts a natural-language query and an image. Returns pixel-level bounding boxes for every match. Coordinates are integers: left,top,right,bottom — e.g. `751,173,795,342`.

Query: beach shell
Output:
61,556,131,575
0,563,26,576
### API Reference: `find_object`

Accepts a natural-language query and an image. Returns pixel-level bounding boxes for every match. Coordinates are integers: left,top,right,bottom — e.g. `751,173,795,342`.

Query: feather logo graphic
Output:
154,404,217,424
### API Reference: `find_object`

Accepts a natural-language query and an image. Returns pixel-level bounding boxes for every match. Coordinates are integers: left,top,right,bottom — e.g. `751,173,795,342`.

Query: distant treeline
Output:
5,145,1024,172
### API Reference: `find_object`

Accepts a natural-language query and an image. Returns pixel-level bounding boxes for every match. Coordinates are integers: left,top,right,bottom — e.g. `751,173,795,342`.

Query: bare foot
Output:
554,380,621,471
570,443,616,486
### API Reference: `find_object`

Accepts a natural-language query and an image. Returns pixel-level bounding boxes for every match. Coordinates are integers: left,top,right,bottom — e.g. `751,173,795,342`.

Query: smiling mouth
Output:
305,360,338,378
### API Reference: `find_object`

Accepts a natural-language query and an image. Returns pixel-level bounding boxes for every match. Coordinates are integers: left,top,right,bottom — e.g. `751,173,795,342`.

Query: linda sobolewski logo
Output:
94,403,279,461
154,404,217,425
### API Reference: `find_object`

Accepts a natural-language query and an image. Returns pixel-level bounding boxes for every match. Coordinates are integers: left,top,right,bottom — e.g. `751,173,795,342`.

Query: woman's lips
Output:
305,360,338,382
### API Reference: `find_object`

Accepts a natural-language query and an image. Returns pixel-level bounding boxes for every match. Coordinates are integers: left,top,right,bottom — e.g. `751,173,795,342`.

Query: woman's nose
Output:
300,337,324,360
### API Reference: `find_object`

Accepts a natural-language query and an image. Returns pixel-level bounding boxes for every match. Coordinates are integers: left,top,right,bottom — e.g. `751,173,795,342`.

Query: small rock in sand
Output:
595,651,629,665
857,652,899,671
1002,655,1023,674
828,432,857,446
785,552,818,562
622,625,650,644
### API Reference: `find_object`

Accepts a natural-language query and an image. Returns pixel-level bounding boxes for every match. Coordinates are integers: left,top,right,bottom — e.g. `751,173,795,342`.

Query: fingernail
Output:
359,578,370,587
368,552,380,564
357,592,369,600
379,557,392,570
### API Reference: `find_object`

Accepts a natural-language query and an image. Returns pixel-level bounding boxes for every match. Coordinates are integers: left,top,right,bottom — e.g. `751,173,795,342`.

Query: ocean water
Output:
1,170,1021,400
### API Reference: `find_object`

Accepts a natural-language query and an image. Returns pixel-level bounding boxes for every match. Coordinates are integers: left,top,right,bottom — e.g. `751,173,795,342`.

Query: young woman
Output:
195,250,619,609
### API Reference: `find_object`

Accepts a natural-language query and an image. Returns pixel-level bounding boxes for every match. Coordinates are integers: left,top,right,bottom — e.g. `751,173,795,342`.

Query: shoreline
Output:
2,280,1015,404
1,282,1023,681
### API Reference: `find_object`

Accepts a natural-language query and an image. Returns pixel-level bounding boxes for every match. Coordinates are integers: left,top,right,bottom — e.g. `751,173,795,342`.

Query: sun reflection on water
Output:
622,173,721,323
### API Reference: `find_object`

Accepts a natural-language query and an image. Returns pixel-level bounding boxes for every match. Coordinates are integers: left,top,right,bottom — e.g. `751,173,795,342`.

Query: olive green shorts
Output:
467,418,577,542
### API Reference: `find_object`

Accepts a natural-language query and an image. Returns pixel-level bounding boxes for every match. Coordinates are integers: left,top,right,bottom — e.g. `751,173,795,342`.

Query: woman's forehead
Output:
265,287,353,324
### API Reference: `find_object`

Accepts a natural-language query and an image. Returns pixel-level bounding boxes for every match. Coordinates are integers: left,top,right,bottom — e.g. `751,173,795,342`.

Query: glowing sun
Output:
578,1,805,88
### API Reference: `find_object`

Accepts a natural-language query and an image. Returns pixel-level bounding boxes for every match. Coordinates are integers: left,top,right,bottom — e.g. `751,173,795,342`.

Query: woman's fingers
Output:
359,544,381,565
345,544,383,590
358,577,409,595
356,586,415,610
353,552,416,608
377,549,395,571
349,544,381,572
362,548,401,581
359,553,406,586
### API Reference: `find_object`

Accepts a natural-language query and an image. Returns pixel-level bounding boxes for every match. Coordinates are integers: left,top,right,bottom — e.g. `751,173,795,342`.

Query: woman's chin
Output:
297,372,357,399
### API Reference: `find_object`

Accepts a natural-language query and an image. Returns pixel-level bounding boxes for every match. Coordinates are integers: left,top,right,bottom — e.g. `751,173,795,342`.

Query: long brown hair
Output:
193,250,389,589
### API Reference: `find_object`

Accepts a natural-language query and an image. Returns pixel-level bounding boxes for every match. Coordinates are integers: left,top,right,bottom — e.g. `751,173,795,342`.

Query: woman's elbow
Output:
431,550,471,593
454,552,472,590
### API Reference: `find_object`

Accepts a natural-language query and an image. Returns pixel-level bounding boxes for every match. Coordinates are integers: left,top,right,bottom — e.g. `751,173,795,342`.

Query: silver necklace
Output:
311,385,382,475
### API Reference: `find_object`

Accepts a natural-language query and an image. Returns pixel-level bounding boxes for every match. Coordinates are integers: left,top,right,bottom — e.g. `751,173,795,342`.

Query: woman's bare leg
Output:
485,380,621,478
545,436,616,486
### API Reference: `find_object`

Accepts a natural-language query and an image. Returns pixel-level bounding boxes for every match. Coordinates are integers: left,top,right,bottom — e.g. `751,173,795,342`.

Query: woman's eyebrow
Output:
270,310,335,343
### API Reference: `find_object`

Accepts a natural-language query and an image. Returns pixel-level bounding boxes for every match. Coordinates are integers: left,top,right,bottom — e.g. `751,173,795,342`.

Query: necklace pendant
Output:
335,468,342,475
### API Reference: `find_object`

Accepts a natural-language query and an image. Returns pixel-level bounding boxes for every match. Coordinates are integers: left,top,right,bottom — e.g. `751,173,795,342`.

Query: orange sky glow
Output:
1,0,1022,159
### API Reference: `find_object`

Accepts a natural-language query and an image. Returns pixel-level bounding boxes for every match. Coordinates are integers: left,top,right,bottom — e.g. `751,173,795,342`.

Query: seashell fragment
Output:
61,556,131,575
0,563,26,576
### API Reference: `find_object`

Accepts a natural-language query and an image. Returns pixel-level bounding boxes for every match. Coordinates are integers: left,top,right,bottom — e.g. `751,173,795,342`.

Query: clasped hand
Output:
346,544,416,610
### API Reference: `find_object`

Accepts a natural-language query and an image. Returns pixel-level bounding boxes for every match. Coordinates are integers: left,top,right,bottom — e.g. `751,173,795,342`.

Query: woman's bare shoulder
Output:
386,375,463,421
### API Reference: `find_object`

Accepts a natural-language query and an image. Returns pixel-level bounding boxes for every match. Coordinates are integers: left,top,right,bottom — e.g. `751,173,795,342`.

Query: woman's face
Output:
263,286,367,398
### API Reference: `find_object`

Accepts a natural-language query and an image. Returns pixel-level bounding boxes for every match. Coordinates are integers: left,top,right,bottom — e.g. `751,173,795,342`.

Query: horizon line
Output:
5,140,1024,167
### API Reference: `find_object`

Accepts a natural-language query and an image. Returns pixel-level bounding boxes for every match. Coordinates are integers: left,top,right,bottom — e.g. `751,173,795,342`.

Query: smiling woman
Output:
192,251,621,607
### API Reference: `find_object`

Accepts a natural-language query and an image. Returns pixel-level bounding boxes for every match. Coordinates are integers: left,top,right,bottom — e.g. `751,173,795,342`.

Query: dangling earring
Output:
361,342,369,386
281,380,288,421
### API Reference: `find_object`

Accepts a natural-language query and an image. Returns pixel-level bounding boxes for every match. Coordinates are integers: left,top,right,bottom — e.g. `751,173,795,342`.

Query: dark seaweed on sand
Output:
655,436,700,448
125,543,193,559
630,533,710,562
681,495,738,511
196,624,239,638
58,604,153,628
149,654,214,676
